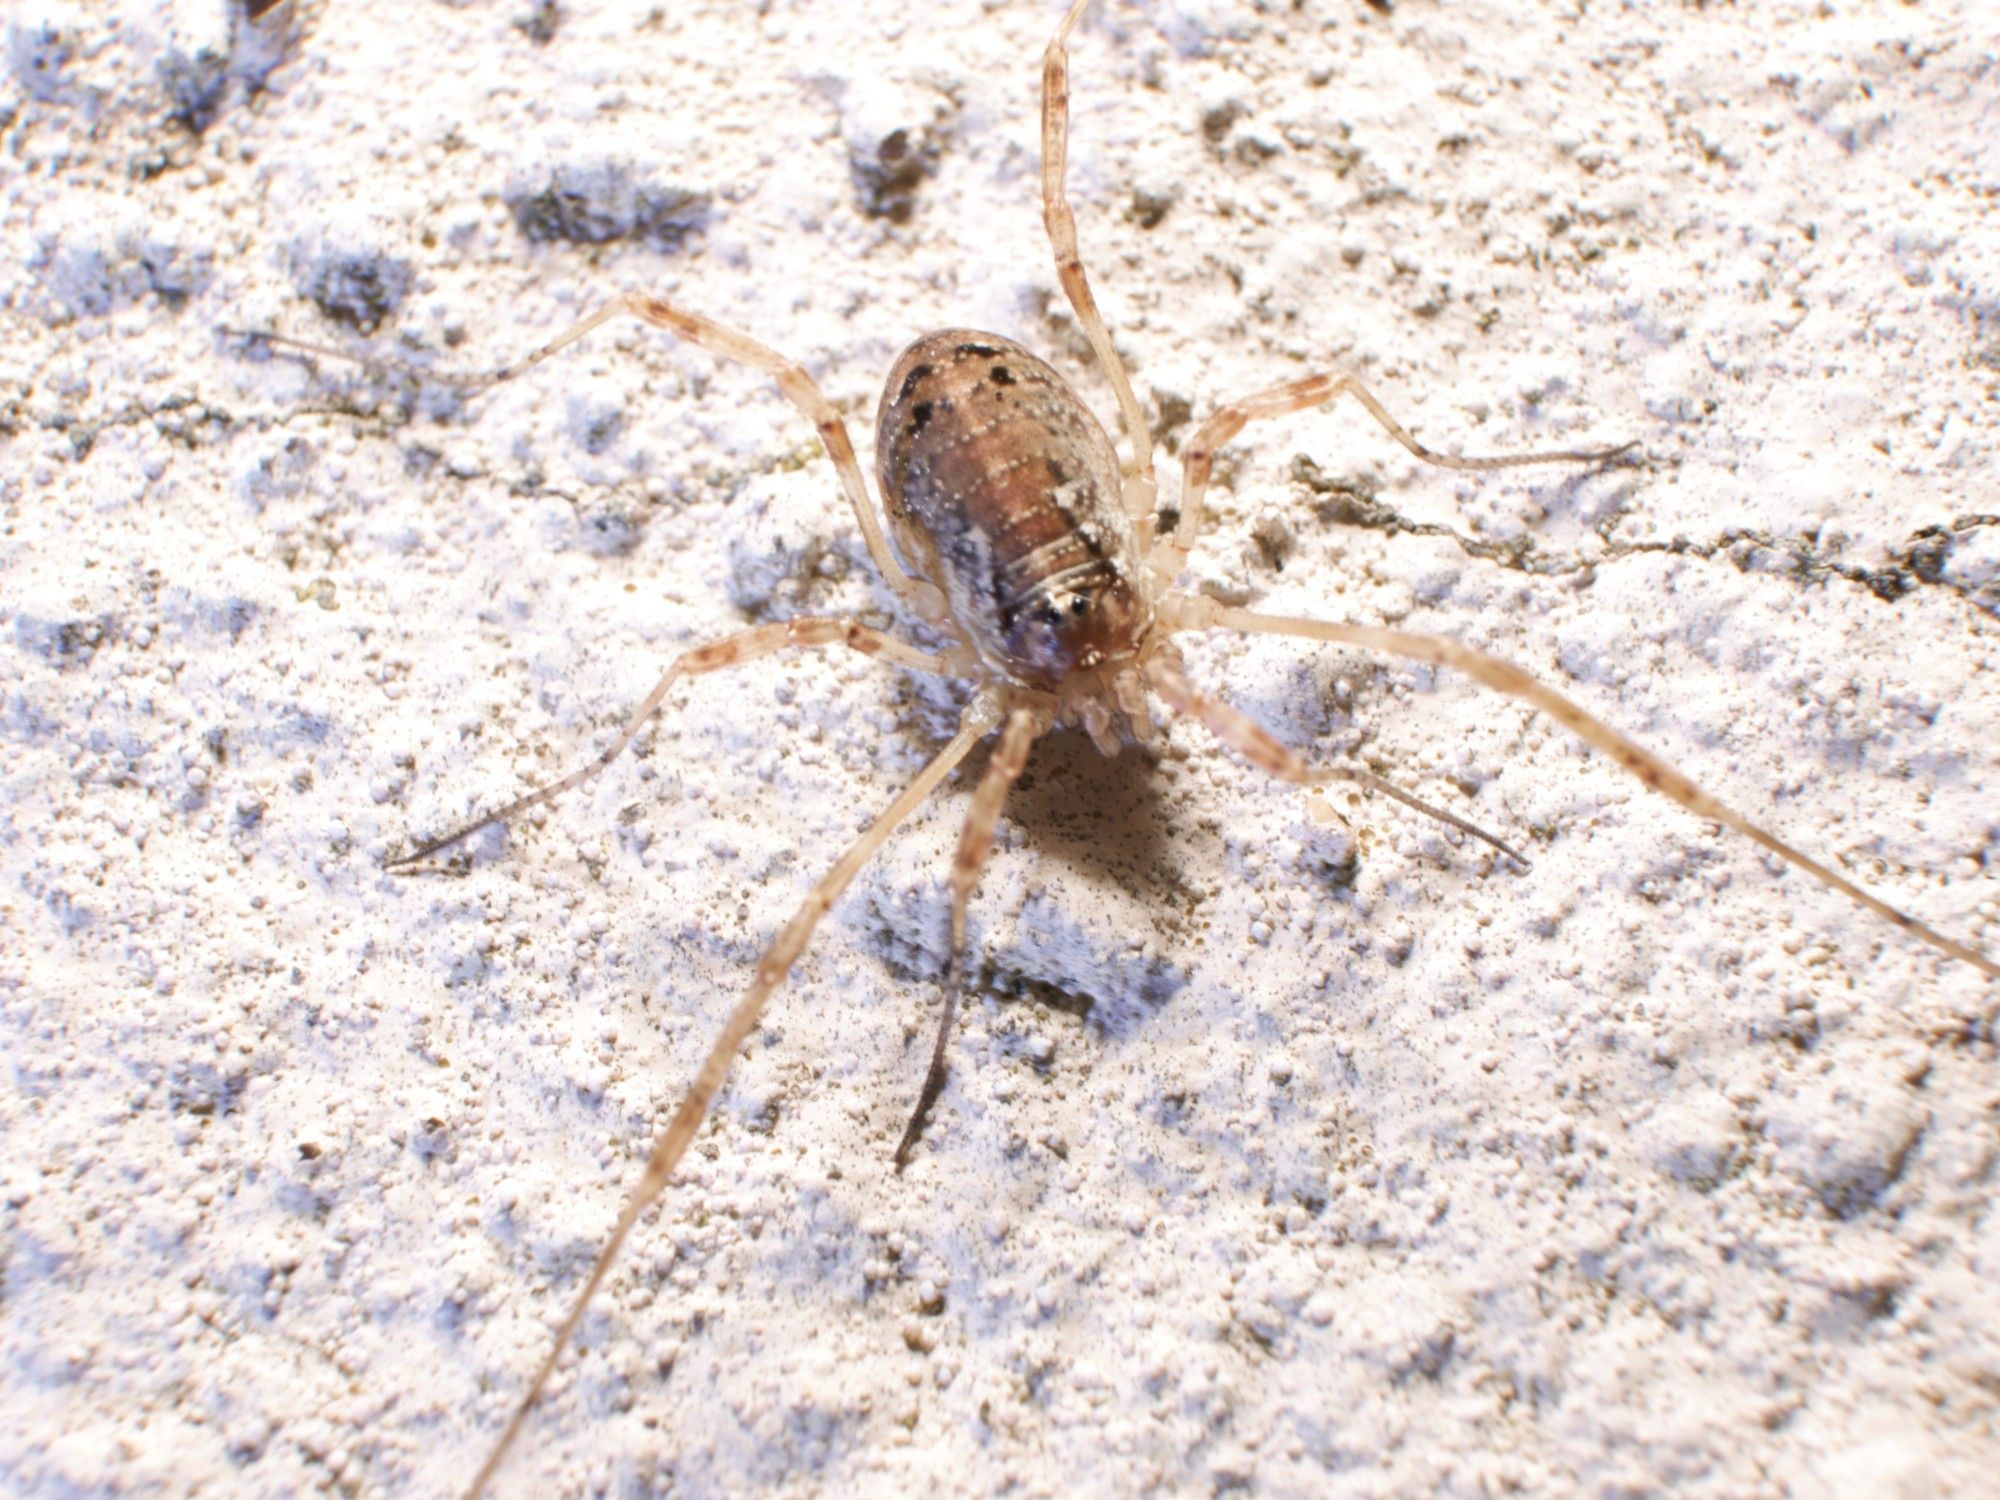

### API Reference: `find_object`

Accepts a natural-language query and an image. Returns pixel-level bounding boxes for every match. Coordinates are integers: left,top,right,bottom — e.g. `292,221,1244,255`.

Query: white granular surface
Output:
4,1,1998,1496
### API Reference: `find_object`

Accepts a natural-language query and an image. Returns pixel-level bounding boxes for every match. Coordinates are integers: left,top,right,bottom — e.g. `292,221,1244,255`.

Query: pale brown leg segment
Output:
894,706,1044,1170
1144,657,1529,868
1164,370,1635,568
244,293,946,619
1044,0,1154,491
392,618,968,867
502,293,949,617
465,700,1001,1499
1163,595,1998,981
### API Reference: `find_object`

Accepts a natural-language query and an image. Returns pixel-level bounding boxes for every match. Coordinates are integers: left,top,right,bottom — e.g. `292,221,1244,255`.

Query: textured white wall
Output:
3,0,1997,1495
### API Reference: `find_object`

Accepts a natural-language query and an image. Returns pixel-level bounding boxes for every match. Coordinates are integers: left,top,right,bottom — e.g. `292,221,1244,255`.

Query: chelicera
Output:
338,1,1997,1490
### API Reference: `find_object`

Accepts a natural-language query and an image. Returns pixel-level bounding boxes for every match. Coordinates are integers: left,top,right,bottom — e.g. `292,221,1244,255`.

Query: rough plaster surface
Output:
4,1,1999,1496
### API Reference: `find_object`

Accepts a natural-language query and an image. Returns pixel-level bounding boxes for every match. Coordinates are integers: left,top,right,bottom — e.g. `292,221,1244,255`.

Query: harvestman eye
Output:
245,0,1997,1492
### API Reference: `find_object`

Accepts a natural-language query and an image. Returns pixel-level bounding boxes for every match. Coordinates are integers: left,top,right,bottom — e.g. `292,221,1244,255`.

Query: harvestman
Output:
276,0,2000,1490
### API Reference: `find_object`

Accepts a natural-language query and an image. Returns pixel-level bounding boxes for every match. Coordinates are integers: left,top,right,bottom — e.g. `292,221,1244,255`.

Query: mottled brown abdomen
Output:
875,330,1150,692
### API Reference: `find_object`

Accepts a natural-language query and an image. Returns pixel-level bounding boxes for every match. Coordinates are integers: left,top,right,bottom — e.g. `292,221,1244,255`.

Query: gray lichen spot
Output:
235,436,316,510
291,215,413,331
15,611,115,667
45,887,93,937
28,200,216,322
513,0,561,45
506,159,711,250
197,596,259,640
153,0,232,130
726,473,857,616
157,39,226,129
301,252,410,330
1765,1066,1926,1220
839,76,957,223
155,0,302,131
568,498,647,558
564,385,625,457
1127,187,1175,230
231,0,299,92
8,5,80,103
276,705,332,747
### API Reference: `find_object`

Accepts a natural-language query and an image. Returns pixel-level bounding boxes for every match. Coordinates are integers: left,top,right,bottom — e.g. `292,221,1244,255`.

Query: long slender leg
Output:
1164,370,1635,569
1144,657,1529,868
1044,0,1155,497
243,293,948,620
465,699,1001,1498
1162,594,1999,980
895,706,1044,1170
519,295,952,619
392,618,971,867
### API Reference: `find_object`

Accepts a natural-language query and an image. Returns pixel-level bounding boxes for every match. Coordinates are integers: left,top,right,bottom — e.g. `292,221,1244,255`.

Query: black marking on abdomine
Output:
957,341,1004,358
898,362,933,401
909,396,955,434
989,365,1015,386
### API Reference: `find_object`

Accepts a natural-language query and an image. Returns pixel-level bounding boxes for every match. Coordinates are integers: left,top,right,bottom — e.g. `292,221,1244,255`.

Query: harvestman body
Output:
311,0,1998,1491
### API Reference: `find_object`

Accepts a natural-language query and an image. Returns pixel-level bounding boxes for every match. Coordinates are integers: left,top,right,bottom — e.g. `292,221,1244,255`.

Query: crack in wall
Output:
1290,455,2000,617
31,389,1996,622
32,380,446,462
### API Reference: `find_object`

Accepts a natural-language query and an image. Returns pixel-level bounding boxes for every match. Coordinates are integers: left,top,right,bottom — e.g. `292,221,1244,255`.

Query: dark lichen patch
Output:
1128,188,1174,229
12,10,77,103
33,217,216,322
507,163,711,250
1201,99,1245,144
15,612,117,668
514,0,561,44
853,128,929,221
158,41,228,131
843,82,957,223
1150,391,1193,452
569,497,648,557
159,0,302,133
298,249,412,332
